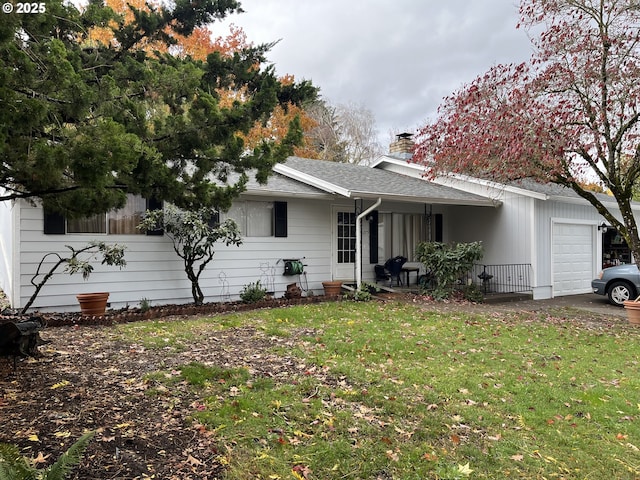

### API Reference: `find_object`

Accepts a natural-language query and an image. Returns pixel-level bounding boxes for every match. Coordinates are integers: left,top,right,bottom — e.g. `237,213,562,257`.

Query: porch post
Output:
356,198,382,289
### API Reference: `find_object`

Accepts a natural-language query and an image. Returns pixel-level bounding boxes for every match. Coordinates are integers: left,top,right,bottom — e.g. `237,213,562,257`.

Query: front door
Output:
332,207,356,280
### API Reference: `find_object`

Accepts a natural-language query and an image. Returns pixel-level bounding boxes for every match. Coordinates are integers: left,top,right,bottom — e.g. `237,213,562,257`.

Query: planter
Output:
322,281,343,297
623,299,640,325
77,292,109,317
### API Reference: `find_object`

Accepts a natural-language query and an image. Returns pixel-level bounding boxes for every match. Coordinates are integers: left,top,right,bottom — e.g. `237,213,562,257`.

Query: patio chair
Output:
384,256,407,286
374,264,390,284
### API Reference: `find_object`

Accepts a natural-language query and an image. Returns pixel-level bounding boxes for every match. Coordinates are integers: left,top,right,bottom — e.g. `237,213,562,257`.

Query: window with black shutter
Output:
369,210,378,264
145,197,164,236
43,210,65,235
274,201,287,238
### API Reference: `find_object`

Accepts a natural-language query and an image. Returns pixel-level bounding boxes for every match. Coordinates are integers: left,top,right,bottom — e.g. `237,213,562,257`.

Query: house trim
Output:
11,200,20,308
274,164,351,197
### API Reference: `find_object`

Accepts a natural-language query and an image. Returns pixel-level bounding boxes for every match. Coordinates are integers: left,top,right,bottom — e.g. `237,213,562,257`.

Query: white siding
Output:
16,197,335,312
447,191,533,266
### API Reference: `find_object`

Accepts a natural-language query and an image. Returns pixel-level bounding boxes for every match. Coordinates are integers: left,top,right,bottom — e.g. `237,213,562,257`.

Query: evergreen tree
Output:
0,0,315,217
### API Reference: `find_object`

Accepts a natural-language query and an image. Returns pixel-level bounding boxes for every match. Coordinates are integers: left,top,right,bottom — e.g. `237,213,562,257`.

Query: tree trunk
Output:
184,262,204,305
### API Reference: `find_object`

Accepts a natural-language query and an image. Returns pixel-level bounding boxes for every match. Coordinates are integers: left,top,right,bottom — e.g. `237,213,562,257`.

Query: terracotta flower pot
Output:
322,281,343,297
623,300,640,325
77,292,109,316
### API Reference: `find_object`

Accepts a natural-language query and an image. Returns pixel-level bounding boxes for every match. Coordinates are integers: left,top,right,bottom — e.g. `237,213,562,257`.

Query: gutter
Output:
355,198,382,289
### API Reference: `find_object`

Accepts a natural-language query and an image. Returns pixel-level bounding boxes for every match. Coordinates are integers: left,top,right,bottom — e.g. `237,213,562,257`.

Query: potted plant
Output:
322,280,343,297
76,292,111,316
623,295,640,325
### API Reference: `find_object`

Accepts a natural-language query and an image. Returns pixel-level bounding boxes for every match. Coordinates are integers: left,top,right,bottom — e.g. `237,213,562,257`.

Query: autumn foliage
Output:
89,0,319,158
414,0,640,264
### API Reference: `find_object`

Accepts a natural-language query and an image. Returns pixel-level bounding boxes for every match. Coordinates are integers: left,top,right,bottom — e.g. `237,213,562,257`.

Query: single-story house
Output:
1,137,637,312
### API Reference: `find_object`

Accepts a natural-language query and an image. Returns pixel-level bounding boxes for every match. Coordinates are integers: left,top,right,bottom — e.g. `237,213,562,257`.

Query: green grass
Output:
119,302,640,479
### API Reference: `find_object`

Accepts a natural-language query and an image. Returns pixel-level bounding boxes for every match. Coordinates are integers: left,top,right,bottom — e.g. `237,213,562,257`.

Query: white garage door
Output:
553,223,595,296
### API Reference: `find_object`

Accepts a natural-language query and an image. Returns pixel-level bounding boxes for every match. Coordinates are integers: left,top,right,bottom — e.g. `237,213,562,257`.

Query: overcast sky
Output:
214,0,533,147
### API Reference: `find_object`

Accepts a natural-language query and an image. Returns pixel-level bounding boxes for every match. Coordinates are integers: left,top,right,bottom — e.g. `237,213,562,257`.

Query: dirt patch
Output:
0,316,321,479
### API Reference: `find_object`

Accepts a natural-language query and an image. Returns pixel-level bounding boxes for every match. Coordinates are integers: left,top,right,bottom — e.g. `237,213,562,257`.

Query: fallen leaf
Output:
32,452,50,464
457,462,473,476
50,380,70,390
511,454,524,461
28,434,39,442
385,449,400,462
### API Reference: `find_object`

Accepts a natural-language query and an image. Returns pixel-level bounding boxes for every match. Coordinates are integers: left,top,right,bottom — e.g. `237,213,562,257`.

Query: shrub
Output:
239,281,268,303
0,430,95,480
416,241,483,300
348,282,380,302
139,298,151,312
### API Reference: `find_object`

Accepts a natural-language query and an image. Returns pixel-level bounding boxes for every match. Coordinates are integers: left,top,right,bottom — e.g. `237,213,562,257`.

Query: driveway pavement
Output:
489,293,627,318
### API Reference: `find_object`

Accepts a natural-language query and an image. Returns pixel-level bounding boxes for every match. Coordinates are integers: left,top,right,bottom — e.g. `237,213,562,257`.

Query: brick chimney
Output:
389,132,414,156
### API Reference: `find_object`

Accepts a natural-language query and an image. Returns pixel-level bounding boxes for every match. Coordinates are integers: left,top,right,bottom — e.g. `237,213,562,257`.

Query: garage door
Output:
553,223,595,296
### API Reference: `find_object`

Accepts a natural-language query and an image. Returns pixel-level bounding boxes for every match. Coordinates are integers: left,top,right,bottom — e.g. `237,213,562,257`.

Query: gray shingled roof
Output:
244,170,328,196
507,178,629,205
276,157,495,205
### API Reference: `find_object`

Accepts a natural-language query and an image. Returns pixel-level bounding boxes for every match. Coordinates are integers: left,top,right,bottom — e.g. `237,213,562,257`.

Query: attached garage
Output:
552,222,596,296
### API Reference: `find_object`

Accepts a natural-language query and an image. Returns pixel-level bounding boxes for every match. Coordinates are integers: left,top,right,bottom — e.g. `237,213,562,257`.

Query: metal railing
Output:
470,264,533,294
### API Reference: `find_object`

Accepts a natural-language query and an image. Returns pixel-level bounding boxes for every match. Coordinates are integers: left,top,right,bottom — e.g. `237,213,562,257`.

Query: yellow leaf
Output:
28,434,39,442
50,380,70,390
457,462,474,476
54,431,71,438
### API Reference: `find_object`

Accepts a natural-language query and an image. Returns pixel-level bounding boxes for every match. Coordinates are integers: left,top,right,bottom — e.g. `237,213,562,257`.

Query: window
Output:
67,214,107,234
337,211,356,263
44,194,154,235
109,195,147,234
225,200,287,238
380,212,428,262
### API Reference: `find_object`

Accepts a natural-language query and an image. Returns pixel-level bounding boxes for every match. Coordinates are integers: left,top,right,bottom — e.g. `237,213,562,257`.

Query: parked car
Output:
591,264,640,306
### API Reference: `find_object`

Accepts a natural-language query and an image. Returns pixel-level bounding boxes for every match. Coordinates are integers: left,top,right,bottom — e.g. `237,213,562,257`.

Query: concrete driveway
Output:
492,293,627,318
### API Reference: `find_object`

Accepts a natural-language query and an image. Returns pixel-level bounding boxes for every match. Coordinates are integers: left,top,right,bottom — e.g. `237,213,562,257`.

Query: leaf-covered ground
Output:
0,295,633,479
0,315,319,479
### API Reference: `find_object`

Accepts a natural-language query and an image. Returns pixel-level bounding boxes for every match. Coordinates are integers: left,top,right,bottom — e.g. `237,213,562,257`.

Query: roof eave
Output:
273,163,351,197
351,191,499,207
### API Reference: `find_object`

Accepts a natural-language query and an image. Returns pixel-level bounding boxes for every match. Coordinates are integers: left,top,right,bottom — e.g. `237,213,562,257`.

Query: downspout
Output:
356,198,382,289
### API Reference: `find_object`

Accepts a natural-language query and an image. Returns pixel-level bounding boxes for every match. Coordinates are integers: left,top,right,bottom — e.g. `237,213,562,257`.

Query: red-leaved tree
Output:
413,0,640,268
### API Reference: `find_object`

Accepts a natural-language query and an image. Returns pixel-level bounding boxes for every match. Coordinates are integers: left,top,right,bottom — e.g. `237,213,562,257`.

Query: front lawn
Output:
2,300,639,479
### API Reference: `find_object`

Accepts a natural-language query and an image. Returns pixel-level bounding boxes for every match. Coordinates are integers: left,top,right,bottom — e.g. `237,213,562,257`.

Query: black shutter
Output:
274,201,287,238
435,214,443,242
145,197,164,236
207,210,220,228
369,210,378,264
43,210,65,235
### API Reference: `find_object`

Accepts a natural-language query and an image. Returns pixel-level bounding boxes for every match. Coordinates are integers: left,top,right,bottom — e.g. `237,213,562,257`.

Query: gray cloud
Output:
215,0,532,145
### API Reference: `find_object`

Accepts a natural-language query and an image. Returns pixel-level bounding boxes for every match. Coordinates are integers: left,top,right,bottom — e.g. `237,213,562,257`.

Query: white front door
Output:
332,207,356,280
